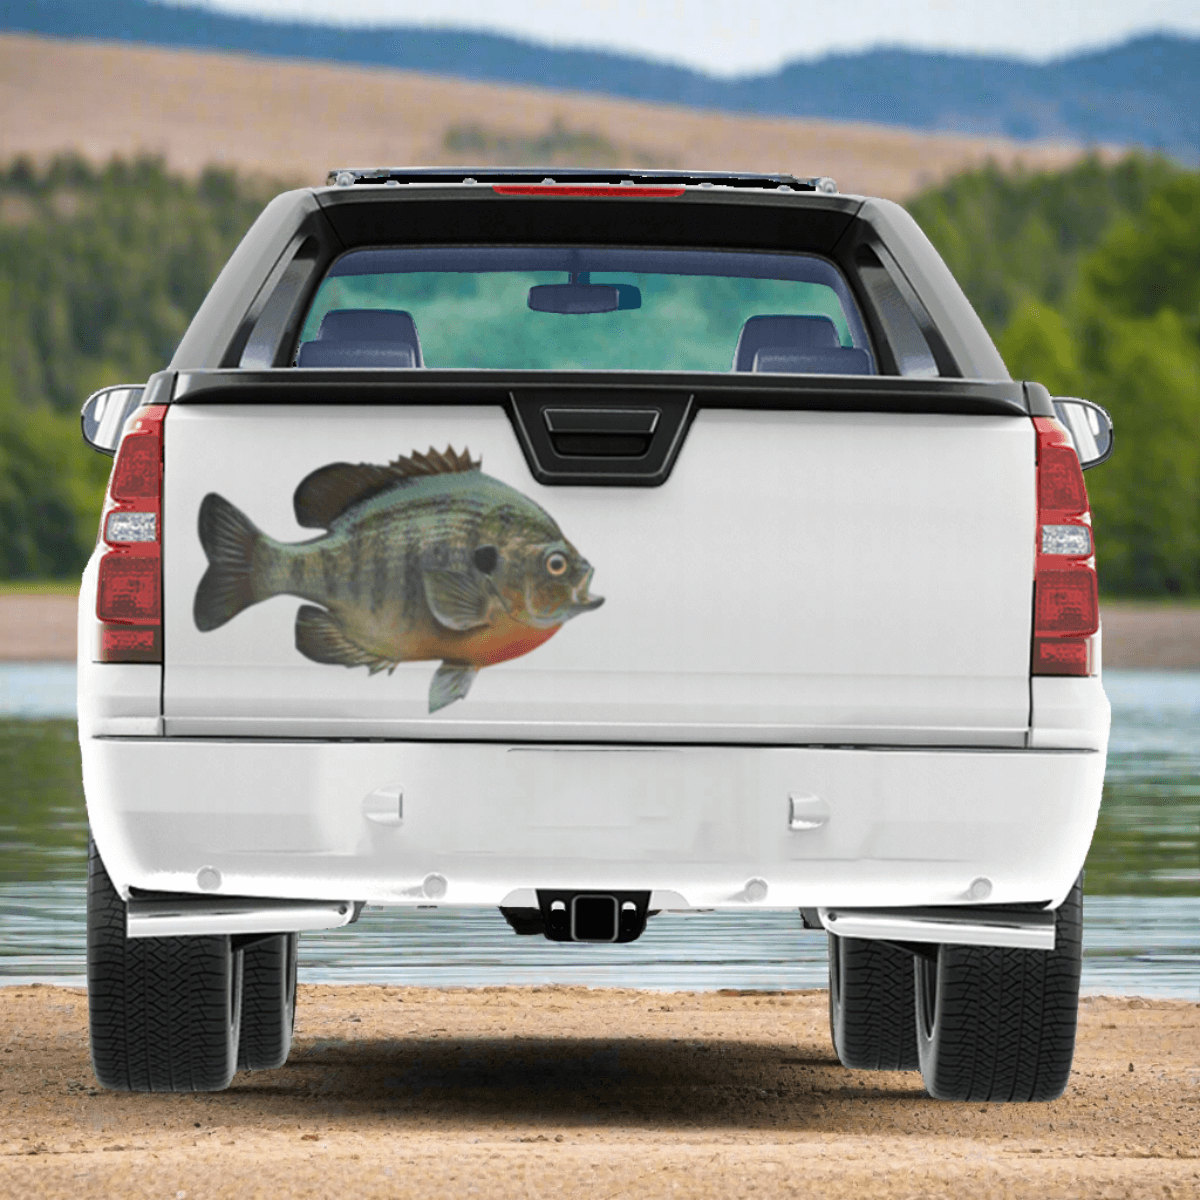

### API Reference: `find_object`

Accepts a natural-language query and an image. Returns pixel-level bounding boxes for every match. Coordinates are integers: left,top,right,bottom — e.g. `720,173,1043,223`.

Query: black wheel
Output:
828,933,919,1070
87,838,243,1092
915,875,1083,1102
238,933,298,1071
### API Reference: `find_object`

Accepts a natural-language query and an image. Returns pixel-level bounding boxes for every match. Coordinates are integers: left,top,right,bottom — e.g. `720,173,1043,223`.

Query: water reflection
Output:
0,718,87,884
1095,671,1200,896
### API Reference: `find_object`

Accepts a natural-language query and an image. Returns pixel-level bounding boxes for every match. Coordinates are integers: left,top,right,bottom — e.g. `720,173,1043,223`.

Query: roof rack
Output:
324,167,838,193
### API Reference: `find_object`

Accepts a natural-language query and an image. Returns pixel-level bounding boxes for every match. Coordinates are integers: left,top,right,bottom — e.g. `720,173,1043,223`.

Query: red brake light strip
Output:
492,185,686,197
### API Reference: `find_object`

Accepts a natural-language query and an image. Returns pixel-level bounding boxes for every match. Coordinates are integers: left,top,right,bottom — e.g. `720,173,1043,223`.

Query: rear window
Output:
296,247,875,375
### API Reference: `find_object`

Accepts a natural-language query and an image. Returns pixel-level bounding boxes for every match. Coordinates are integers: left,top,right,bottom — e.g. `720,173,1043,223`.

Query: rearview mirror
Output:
528,283,641,314
81,385,145,456
1052,398,1113,470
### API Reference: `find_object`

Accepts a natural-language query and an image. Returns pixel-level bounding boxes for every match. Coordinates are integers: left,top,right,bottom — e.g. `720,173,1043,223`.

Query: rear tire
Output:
87,839,243,1092
915,875,1083,1102
237,933,298,1071
828,933,919,1070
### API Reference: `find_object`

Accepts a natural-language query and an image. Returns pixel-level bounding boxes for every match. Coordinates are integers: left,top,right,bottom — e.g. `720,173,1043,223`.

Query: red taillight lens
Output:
109,433,160,501
1035,568,1098,635
1038,443,1088,512
1032,637,1092,676
99,624,161,664
1032,416,1098,675
96,404,166,663
97,553,161,621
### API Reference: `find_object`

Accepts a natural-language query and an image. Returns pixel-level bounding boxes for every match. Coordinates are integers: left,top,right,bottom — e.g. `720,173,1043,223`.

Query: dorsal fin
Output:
293,463,403,529
292,447,480,529
389,445,481,477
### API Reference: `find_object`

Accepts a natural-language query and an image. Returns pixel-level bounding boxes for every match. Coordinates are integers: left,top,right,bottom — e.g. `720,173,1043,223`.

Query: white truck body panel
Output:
83,735,1104,911
159,404,1037,745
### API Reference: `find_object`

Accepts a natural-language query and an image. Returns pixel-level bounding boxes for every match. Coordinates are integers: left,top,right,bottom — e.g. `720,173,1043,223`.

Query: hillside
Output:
0,34,1102,201
4,0,1198,158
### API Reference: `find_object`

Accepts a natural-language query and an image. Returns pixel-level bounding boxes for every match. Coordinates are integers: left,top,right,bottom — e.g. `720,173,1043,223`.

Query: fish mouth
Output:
567,566,603,618
566,593,604,618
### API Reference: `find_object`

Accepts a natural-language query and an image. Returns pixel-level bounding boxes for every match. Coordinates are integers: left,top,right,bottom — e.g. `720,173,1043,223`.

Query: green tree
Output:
907,153,1179,331
1081,310,1200,594
996,300,1083,398
1082,172,1200,325
0,155,280,579
0,383,110,579
912,157,1200,597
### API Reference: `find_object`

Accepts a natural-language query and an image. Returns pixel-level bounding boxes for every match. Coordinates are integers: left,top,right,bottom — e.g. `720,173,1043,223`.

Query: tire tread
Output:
829,934,919,1071
87,839,241,1092
916,876,1083,1102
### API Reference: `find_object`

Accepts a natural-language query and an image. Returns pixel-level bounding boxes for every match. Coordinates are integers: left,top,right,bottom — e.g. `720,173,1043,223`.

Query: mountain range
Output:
5,0,1199,160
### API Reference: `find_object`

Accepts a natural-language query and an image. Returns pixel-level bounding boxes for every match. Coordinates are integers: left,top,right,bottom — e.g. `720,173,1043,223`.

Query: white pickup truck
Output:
78,168,1113,1100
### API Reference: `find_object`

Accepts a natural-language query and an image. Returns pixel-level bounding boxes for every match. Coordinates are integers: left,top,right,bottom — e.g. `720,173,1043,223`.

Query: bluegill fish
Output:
193,446,603,711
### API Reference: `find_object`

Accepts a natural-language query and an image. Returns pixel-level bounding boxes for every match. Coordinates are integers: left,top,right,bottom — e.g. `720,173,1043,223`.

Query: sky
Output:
171,0,1200,76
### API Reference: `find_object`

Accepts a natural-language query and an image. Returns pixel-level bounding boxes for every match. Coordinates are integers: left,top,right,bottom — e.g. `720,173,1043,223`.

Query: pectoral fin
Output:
295,604,397,675
429,662,478,712
423,569,494,631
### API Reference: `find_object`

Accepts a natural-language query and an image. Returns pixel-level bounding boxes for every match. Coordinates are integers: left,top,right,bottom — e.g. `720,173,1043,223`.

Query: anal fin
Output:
429,662,478,712
295,604,396,674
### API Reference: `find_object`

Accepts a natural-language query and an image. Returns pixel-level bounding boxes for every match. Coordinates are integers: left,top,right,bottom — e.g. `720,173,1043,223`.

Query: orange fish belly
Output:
454,615,560,667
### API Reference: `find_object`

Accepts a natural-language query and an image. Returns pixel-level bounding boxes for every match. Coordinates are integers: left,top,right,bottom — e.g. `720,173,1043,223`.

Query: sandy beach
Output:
5,592,1199,668
0,984,1196,1198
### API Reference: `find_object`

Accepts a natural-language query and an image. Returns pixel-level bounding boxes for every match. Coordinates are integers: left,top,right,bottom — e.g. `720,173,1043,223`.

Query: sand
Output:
0,32,1107,200
0,985,1196,1198
0,594,78,663
5,592,1198,668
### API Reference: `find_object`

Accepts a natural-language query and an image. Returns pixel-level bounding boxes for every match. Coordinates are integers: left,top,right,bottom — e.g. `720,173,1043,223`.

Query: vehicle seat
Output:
732,314,872,375
296,308,424,368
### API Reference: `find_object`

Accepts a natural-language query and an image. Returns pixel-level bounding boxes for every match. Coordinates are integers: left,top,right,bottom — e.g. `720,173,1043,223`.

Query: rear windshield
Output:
297,247,875,375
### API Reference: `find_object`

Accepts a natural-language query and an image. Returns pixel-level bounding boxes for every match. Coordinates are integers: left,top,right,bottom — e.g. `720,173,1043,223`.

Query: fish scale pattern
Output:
237,934,297,1071
87,840,242,1092
828,934,919,1071
916,876,1083,1102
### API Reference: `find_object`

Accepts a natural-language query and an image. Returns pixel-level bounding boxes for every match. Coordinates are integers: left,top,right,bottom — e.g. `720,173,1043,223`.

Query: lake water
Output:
1,665,1196,995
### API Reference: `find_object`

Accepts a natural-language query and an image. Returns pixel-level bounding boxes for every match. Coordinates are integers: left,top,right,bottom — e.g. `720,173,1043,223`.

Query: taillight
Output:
1032,416,1097,676
96,404,166,663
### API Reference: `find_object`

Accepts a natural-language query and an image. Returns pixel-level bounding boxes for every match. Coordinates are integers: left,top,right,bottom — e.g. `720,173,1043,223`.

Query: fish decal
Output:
193,446,603,711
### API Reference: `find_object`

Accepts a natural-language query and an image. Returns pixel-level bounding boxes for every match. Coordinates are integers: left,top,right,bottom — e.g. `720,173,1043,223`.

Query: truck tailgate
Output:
162,402,1035,744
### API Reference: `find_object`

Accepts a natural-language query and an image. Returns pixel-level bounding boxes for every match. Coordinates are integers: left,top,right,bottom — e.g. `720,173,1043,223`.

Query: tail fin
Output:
193,493,271,632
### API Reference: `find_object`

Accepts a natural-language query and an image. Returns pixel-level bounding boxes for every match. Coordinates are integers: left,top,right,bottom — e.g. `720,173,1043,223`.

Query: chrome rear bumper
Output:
821,906,1056,950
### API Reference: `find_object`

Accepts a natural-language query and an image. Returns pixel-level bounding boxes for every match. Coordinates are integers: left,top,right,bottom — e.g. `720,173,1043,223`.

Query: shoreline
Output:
5,593,1200,668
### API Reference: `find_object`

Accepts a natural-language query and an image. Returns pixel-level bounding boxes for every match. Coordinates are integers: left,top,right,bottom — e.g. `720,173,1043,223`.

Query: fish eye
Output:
545,551,568,577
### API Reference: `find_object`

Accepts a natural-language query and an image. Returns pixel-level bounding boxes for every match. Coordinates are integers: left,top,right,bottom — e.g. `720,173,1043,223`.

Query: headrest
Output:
296,341,419,368
298,308,424,369
732,314,842,371
752,348,872,376
317,308,420,346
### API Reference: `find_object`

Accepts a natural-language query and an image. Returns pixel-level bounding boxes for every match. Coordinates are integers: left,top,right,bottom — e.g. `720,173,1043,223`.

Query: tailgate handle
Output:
543,407,660,457
509,391,693,486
